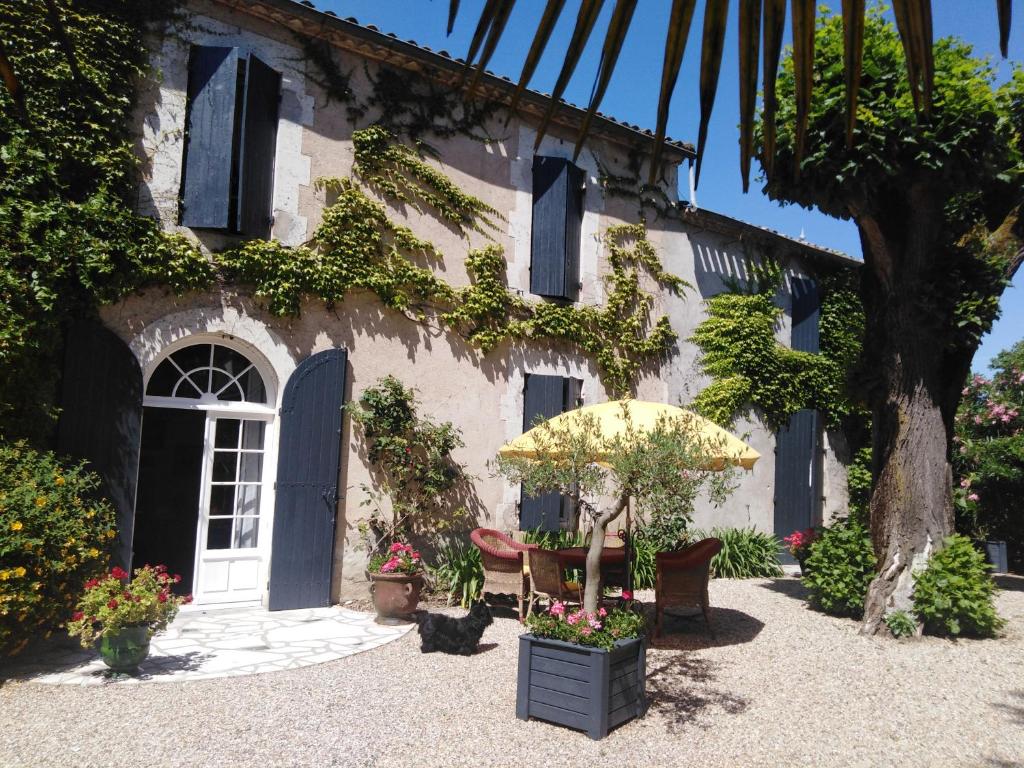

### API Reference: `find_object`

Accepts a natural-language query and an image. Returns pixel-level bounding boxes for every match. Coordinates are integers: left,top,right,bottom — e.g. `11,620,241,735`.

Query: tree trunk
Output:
583,491,629,613
856,190,955,635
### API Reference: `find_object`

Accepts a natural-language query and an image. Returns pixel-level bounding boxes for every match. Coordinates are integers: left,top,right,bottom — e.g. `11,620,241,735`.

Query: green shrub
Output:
884,610,918,638
630,536,657,590
430,536,483,607
913,535,1004,638
520,528,585,549
802,519,877,617
0,442,116,654
695,527,784,579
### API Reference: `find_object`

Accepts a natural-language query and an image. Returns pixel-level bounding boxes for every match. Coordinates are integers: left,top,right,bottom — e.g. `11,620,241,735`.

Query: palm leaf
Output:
842,0,866,149
738,0,761,192
447,0,460,35
760,0,786,181
573,0,638,161
507,0,568,119
695,0,729,187
534,0,605,151
467,0,516,96
791,0,816,179
649,0,697,185
998,0,1012,57
892,0,934,115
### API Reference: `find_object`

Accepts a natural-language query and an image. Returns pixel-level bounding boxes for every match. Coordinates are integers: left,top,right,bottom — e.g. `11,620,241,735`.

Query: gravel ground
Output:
2,576,1022,768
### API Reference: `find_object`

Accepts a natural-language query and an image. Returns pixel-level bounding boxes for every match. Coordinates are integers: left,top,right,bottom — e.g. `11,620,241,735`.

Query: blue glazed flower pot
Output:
98,625,151,671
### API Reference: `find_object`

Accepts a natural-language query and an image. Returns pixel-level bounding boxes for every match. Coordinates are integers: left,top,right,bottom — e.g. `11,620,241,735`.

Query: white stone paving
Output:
2,605,411,686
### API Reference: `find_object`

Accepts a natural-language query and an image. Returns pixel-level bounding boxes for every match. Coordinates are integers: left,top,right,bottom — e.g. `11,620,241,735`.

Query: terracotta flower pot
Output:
367,570,424,624
98,624,151,671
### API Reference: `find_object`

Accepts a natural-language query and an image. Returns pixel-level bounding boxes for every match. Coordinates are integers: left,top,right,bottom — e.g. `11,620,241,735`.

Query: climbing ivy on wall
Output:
0,0,213,442
690,261,866,431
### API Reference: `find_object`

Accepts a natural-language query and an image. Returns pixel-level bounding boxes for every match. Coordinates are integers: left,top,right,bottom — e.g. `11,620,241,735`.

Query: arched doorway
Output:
134,339,276,605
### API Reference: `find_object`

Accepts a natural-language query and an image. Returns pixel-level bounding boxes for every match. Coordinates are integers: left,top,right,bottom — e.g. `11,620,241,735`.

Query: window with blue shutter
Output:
180,46,281,239
520,374,583,532
531,156,585,301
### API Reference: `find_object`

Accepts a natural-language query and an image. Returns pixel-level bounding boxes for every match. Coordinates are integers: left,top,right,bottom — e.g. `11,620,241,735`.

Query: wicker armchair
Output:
470,528,536,620
654,537,723,637
527,548,582,617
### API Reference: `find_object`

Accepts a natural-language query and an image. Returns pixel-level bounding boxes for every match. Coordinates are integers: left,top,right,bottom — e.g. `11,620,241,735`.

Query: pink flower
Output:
580,626,592,636
598,607,607,617
621,590,633,601
549,601,565,617
968,493,980,502
389,542,405,554
566,611,582,625
961,478,971,488
588,617,602,630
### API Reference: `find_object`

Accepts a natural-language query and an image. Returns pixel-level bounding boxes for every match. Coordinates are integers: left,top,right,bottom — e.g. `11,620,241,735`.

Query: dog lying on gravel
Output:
416,602,492,655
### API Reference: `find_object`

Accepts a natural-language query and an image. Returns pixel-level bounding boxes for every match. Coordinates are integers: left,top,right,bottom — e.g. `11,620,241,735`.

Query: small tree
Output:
496,404,736,613
348,375,471,554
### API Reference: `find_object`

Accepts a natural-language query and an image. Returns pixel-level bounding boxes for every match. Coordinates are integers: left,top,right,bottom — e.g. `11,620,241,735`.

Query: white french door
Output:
192,413,274,604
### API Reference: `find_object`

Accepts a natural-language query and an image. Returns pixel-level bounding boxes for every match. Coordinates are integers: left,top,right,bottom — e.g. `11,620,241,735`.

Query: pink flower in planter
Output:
621,590,633,601
549,601,565,617
389,542,406,554
598,607,607,617
968,493,980,502
566,611,583,625
380,556,400,573
580,626,592,636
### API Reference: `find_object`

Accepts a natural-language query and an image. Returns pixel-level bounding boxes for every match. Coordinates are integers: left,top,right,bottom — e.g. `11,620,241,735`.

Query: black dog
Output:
416,602,493,655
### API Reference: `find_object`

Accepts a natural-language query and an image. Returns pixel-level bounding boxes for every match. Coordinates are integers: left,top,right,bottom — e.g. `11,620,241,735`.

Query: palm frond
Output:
998,0,1012,57
467,0,516,96
892,0,934,116
573,0,638,161
649,0,697,184
508,0,568,119
695,0,729,187
842,0,866,149
791,0,816,179
760,0,786,181
534,0,605,151
738,0,761,192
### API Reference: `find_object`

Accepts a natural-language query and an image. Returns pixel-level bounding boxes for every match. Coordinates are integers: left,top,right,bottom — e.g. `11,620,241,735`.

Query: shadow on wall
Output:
689,232,754,299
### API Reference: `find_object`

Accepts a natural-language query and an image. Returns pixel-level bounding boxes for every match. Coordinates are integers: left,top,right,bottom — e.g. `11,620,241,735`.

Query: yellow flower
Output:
10,521,22,531
105,530,116,539
88,548,100,558
54,477,65,486
13,567,26,578
34,496,46,508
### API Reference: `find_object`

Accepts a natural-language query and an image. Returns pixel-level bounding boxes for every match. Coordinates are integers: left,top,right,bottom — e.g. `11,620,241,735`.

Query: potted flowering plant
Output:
365,542,424,624
66,565,190,671
517,601,647,740
783,528,818,575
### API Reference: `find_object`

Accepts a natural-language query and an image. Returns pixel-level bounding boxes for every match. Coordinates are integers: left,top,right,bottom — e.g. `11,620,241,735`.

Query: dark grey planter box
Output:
516,633,647,740
973,539,1009,574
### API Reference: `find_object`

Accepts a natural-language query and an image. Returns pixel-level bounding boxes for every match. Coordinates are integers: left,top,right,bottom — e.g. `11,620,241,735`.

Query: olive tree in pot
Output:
496,404,737,738
348,376,474,623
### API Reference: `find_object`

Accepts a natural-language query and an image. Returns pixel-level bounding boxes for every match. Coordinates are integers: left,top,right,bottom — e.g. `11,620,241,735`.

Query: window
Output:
146,343,267,404
519,374,583,532
207,417,265,550
530,156,585,301
179,46,281,239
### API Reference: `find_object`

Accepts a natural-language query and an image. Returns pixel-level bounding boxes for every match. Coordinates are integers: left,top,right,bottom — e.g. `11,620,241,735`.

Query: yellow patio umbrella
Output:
499,399,759,594
499,399,760,470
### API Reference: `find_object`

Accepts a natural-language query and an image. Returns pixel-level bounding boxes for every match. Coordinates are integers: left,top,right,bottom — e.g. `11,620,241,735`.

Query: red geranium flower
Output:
83,578,99,590
183,595,193,604
71,611,84,622
107,598,119,610
110,566,129,579
157,590,168,603
173,574,182,583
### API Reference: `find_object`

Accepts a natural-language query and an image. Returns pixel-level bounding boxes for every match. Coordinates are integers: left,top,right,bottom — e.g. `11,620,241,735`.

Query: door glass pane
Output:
207,518,233,550
209,484,236,518
212,451,238,483
238,452,263,482
241,420,265,450
235,484,261,517
215,419,240,448
234,516,259,548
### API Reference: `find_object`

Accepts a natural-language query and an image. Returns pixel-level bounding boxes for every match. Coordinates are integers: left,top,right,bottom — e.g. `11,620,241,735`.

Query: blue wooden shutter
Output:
520,374,580,532
56,321,143,569
237,55,281,238
269,350,347,610
181,46,239,229
774,276,822,558
531,157,583,300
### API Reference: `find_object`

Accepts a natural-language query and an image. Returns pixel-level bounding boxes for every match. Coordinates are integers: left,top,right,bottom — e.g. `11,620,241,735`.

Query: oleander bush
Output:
0,442,116,654
802,519,877,617
913,535,1004,638
695,527,784,579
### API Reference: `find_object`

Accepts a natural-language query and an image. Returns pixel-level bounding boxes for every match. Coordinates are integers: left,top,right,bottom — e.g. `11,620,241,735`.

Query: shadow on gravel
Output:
647,607,764,651
645,654,749,731
993,689,1024,726
994,574,1024,592
758,577,811,602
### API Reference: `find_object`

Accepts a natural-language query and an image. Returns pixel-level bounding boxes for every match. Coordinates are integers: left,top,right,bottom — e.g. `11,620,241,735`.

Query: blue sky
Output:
319,0,1021,370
